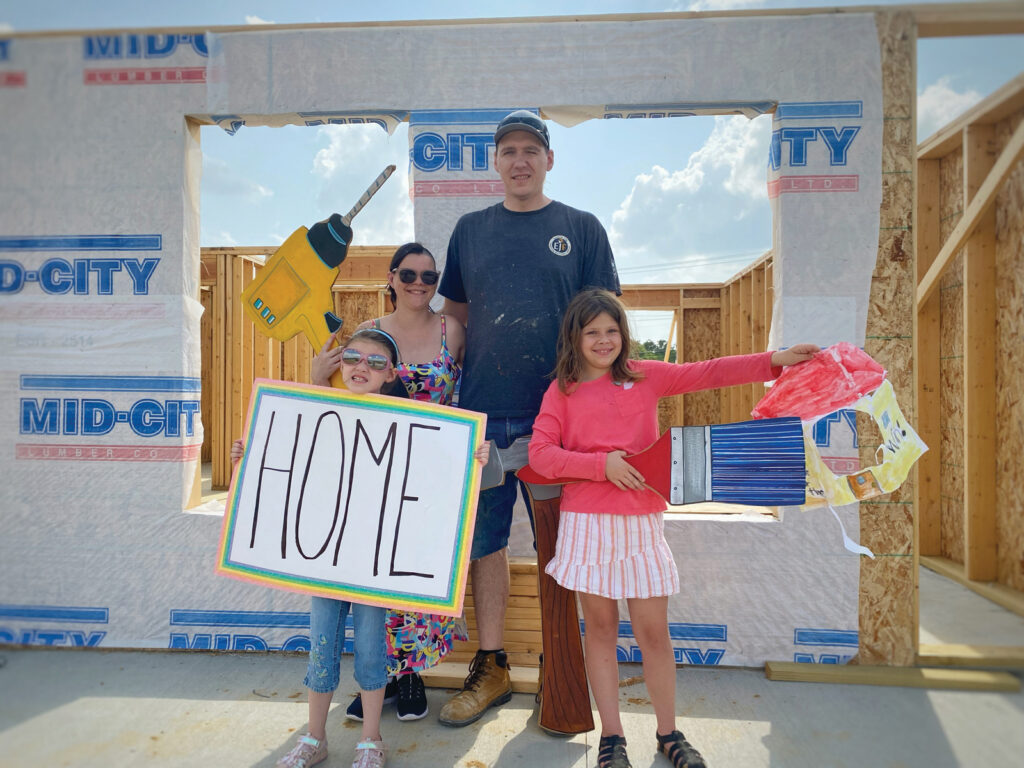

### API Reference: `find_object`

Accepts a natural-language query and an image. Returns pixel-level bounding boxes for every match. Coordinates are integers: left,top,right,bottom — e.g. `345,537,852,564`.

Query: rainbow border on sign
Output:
215,378,486,615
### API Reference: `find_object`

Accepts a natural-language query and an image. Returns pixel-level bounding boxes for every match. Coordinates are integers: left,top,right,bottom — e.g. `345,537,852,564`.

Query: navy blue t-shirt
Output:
440,200,620,419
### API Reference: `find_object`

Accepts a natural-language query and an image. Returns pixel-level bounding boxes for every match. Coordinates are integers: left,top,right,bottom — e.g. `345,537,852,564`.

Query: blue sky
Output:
3,0,1022,340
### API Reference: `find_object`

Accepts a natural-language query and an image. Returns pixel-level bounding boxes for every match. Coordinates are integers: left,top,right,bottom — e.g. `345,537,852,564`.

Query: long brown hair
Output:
553,288,643,393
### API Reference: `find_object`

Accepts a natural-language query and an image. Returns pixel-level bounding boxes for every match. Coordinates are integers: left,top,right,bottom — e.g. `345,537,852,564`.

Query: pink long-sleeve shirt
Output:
528,354,781,516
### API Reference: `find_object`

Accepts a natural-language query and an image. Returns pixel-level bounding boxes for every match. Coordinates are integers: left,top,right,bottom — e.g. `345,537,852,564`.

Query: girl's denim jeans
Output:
304,596,388,693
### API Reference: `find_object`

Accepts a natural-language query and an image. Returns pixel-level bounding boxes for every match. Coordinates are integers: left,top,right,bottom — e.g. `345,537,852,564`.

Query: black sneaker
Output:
345,677,399,722
396,672,428,721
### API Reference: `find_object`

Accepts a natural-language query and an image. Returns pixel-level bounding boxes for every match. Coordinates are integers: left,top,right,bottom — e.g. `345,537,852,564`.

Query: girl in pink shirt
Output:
529,289,817,768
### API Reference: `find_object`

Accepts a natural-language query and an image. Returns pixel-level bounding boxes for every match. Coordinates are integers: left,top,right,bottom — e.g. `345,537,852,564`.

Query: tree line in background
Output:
632,339,676,363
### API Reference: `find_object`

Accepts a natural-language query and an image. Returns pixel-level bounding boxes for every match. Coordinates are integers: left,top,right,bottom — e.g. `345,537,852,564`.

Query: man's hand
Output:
605,450,645,491
473,443,490,466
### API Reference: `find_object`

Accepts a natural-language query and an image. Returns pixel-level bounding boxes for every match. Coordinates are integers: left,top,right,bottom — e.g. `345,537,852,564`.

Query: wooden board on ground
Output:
444,650,539,668
917,644,1024,669
420,659,539,694
765,661,1020,692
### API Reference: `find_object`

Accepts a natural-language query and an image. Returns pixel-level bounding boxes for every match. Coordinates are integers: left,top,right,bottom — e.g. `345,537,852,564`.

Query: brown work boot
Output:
438,650,512,727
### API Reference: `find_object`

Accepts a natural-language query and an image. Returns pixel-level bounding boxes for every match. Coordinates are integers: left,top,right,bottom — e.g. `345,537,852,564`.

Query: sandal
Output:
656,729,707,768
597,734,632,768
276,733,327,768
351,738,386,768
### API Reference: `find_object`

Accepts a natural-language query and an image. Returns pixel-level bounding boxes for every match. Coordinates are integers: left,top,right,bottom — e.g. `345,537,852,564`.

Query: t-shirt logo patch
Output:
548,235,572,256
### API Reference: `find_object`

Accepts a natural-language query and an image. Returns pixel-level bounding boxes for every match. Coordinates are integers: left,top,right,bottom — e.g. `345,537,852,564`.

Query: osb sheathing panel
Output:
938,147,966,563
938,149,964,234
940,455,965,565
860,502,914,556
657,396,677,435
684,290,723,427
858,10,915,667
858,555,915,666
994,107,1024,591
333,289,386,342
200,288,214,464
939,278,965,563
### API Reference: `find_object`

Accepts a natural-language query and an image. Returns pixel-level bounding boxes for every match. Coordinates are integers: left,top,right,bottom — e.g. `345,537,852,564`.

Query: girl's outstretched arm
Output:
770,343,820,367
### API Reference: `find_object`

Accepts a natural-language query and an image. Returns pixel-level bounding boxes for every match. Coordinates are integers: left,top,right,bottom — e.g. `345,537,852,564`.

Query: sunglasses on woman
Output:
341,348,391,371
392,268,439,285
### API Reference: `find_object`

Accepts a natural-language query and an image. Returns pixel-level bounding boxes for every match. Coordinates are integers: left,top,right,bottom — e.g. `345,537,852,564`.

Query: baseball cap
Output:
494,109,550,149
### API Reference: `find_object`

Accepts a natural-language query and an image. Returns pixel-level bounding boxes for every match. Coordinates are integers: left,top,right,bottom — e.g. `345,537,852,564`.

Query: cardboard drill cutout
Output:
239,165,396,389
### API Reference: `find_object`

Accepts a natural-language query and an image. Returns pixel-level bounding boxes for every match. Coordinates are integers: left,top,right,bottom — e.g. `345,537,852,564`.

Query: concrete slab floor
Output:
1,646,1022,768
918,566,1024,646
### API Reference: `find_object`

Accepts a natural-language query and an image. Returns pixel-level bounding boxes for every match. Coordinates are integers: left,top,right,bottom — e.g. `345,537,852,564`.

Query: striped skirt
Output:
545,510,679,599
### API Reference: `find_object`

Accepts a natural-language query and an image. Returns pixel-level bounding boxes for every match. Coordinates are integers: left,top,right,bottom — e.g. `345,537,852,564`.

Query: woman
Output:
312,242,466,723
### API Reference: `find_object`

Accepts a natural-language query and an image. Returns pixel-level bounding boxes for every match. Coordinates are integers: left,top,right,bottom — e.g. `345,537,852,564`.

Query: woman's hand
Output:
605,450,645,491
311,327,346,387
771,343,820,368
230,438,244,465
473,442,490,466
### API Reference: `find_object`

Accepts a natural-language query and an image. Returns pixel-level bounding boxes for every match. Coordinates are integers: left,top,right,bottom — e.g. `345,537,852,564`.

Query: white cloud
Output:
245,15,274,25
202,157,273,201
918,77,982,142
609,115,772,284
692,114,771,199
313,123,413,245
0,22,13,32
312,125,380,180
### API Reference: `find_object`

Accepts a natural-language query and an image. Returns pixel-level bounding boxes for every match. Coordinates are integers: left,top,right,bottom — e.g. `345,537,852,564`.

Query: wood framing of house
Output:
180,3,1024,684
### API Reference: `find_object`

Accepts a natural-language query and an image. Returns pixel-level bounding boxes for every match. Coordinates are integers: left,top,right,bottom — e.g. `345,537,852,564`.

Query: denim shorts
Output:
304,596,388,694
472,416,535,560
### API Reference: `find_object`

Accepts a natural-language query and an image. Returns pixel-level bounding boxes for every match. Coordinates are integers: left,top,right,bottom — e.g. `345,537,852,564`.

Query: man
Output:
438,109,620,726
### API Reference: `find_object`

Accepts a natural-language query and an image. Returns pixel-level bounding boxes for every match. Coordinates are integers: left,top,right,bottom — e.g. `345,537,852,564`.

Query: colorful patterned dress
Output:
374,315,466,675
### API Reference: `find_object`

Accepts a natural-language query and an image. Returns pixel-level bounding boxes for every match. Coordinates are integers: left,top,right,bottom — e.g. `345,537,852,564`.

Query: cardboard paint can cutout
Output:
752,343,927,509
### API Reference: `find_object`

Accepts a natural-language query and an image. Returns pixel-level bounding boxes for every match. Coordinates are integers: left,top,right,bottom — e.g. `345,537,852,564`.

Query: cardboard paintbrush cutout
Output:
517,345,928,510
518,416,808,506
239,165,396,389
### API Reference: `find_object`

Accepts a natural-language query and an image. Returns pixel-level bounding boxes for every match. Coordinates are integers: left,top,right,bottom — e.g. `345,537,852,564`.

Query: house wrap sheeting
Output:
1,14,879,665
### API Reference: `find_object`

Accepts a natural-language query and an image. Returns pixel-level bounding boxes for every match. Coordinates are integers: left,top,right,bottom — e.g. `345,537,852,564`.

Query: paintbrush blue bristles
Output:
709,417,806,505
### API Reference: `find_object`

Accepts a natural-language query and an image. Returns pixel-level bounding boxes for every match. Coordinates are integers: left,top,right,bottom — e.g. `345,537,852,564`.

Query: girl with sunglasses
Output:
235,328,401,768
312,242,467,725
238,328,487,768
